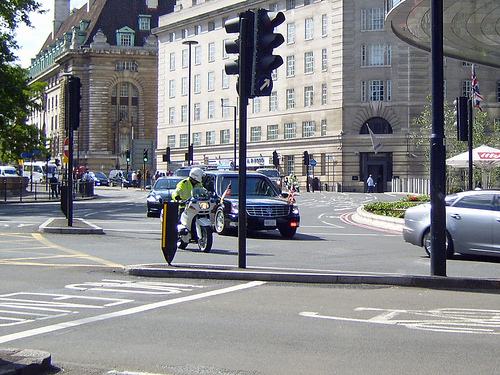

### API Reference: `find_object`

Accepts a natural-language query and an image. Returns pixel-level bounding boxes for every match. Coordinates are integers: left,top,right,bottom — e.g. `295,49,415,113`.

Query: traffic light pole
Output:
467,98,473,190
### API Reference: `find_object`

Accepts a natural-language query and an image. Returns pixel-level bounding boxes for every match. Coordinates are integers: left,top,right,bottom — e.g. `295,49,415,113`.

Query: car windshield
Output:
154,178,181,190
220,176,278,197
95,172,106,178
3,169,18,176
258,169,279,177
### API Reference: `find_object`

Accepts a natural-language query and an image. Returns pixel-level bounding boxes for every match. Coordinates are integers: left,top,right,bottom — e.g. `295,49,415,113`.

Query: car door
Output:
493,194,500,254
447,193,495,254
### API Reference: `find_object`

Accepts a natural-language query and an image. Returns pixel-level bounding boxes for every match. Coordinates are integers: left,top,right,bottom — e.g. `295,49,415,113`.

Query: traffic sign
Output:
20,152,32,159
310,159,317,167
64,137,69,157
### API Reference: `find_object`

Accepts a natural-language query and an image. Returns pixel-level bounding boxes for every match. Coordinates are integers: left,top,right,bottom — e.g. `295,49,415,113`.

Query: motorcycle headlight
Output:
198,201,210,210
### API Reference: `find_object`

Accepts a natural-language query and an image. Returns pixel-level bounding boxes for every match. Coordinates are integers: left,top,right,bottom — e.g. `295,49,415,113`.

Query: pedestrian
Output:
366,174,375,193
50,175,59,198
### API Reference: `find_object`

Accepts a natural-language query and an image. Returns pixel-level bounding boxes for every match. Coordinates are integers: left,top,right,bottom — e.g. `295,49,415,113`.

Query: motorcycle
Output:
176,187,217,253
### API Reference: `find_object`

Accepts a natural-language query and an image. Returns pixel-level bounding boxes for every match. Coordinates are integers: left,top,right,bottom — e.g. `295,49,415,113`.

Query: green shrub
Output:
364,195,429,218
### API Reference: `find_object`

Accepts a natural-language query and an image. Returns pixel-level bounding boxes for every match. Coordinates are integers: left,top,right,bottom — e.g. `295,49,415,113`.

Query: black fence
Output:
0,178,94,203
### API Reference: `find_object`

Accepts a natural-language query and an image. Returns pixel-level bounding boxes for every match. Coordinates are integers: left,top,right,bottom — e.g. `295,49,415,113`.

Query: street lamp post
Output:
182,40,198,166
221,99,237,170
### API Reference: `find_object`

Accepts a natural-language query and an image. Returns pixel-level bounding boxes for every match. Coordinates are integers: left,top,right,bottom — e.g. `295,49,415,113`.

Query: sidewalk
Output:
0,348,51,375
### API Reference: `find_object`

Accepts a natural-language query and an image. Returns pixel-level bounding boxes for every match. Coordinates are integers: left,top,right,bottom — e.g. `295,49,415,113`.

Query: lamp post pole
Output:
183,40,198,166
221,99,237,170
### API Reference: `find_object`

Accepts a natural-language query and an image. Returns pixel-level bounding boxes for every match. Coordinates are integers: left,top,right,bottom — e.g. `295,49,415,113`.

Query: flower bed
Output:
364,195,430,219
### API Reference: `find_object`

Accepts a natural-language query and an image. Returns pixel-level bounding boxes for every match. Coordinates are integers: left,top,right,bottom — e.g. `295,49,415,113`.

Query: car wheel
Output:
278,226,297,238
423,229,454,259
214,208,229,235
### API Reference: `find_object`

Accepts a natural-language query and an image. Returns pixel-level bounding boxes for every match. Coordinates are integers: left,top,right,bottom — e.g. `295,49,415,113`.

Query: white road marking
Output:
0,281,265,344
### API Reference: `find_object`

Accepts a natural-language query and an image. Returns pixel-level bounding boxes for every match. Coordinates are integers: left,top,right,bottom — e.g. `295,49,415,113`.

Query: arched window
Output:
111,82,139,124
360,117,392,134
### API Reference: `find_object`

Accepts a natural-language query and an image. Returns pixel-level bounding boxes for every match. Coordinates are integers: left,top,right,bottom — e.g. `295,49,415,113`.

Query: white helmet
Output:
189,167,204,183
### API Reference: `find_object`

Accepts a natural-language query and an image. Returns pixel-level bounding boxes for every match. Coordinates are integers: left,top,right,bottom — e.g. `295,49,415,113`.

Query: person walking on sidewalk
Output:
366,175,375,193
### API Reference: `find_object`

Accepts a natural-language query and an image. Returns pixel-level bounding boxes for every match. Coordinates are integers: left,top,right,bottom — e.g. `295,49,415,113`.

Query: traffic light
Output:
454,96,469,141
251,9,285,97
185,144,193,162
272,150,279,167
224,11,255,97
303,151,309,166
126,150,131,162
143,149,148,162
163,147,171,163
67,76,81,130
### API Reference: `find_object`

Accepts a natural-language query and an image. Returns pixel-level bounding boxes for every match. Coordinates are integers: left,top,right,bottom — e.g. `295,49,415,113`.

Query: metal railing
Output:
391,178,430,196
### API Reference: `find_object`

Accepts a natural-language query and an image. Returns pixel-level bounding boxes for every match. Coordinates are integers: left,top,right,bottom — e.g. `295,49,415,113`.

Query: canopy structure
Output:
446,145,500,188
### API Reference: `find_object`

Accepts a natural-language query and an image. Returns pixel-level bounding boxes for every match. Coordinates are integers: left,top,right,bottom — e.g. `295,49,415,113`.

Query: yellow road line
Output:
31,233,124,268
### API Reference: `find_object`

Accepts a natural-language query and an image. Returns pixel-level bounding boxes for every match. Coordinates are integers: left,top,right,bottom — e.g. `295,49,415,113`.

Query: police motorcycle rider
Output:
171,167,204,213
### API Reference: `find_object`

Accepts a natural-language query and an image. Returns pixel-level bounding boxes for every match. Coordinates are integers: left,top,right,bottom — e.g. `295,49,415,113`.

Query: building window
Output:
304,52,314,74
284,123,296,139
361,45,366,66
182,49,188,68
286,89,295,109
361,81,366,102
462,80,472,97
193,132,202,146
386,80,392,101
322,83,327,105
287,22,295,43
267,124,278,140
181,105,187,122
138,15,151,31
369,80,384,101
252,98,261,113
180,133,188,148
322,49,327,71
221,129,231,144
181,77,187,96
208,71,215,91
168,107,175,124
250,126,262,142
360,117,393,134
305,18,314,40
269,91,278,111
111,82,139,125
168,80,176,98
206,130,215,145
182,29,188,38
286,0,295,10
302,121,315,138
194,45,201,65
208,42,215,62
497,81,500,102
116,26,135,46
208,21,215,31
221,98,230,117
286,55,295,77
222,70,229,88
169,53,176,70
369,44,392,66
286,155,295,176
222,39,229,59
169,32,175,42
321,119,327,136
194,74,201,93
362,8,385,31
321,14,327,36
208,101,214,119
271,69,278,81
195,25,202,35
116,61,138,72
167,135,175,148
194,103,201,121
304,86,314,107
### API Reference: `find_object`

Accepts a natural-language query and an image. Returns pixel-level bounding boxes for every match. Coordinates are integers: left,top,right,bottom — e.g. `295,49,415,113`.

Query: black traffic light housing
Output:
303,151,309,166
454,96,469,141
143,149,148,162
272,150,279,167
67,76,81,130
163,147,171,163
185,144,194,162
251,9,285,97
126,149,131,162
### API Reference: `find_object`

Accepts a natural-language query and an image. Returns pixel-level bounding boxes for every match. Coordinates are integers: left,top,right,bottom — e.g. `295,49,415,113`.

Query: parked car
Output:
203,170,300,238
403,190,500,258
256,168,282,191
146,176,183,217
93,172,110,186
0,166,19,177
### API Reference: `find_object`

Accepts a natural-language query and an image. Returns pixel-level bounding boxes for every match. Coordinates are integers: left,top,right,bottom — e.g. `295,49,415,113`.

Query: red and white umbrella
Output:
446,145,500,171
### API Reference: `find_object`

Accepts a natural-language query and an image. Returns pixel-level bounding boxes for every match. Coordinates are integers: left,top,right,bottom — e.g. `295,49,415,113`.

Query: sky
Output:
14,0,87,68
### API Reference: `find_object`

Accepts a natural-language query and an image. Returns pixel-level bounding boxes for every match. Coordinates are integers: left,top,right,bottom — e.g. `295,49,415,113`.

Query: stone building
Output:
153,0,500,192
28,0,174,174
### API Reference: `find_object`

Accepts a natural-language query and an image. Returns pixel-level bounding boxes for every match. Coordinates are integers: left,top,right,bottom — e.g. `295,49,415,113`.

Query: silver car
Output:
403,190,500,258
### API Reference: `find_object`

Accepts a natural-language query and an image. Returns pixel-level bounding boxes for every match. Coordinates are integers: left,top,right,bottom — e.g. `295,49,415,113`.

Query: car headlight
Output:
230,202,239,214
147,194,162,203
292,204,299,215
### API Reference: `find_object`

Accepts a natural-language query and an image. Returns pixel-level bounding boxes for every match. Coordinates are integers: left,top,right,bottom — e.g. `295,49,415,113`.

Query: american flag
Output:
471,64,483,111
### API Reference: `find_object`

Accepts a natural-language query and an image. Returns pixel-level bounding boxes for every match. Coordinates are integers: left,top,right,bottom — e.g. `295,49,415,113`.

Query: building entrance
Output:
361,152,392,192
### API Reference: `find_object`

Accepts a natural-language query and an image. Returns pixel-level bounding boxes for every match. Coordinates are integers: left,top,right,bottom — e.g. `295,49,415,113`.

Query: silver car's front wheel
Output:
423,229,454,259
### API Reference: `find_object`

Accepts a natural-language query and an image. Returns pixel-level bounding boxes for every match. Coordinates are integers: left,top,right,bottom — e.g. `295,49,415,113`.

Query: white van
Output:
22,162,58,183
0,166,19,177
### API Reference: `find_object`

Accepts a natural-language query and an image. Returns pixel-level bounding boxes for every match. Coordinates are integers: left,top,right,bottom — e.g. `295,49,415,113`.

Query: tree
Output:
0,0,47,164
409,96,500,191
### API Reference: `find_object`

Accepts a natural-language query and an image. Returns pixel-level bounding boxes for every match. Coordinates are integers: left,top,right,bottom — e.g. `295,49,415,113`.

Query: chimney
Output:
53,0,70,37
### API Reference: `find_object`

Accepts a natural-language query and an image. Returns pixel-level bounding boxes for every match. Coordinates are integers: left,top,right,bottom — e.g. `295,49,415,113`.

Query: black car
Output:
93,172,110,186
146,177,183,217
203,171,300,238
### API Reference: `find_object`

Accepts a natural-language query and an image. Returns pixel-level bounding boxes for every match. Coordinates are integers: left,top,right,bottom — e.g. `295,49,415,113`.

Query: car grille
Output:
246,205,290,217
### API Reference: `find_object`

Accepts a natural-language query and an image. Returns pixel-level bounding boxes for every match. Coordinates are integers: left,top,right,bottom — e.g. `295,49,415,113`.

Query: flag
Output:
220,182,231,203
471,64,483,111
367,125,383,154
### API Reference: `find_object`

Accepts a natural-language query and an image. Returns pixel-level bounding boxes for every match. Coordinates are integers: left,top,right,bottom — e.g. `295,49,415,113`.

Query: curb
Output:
353,206,404,232
125,264,500,291
0,348,51,375
38,218,104,234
